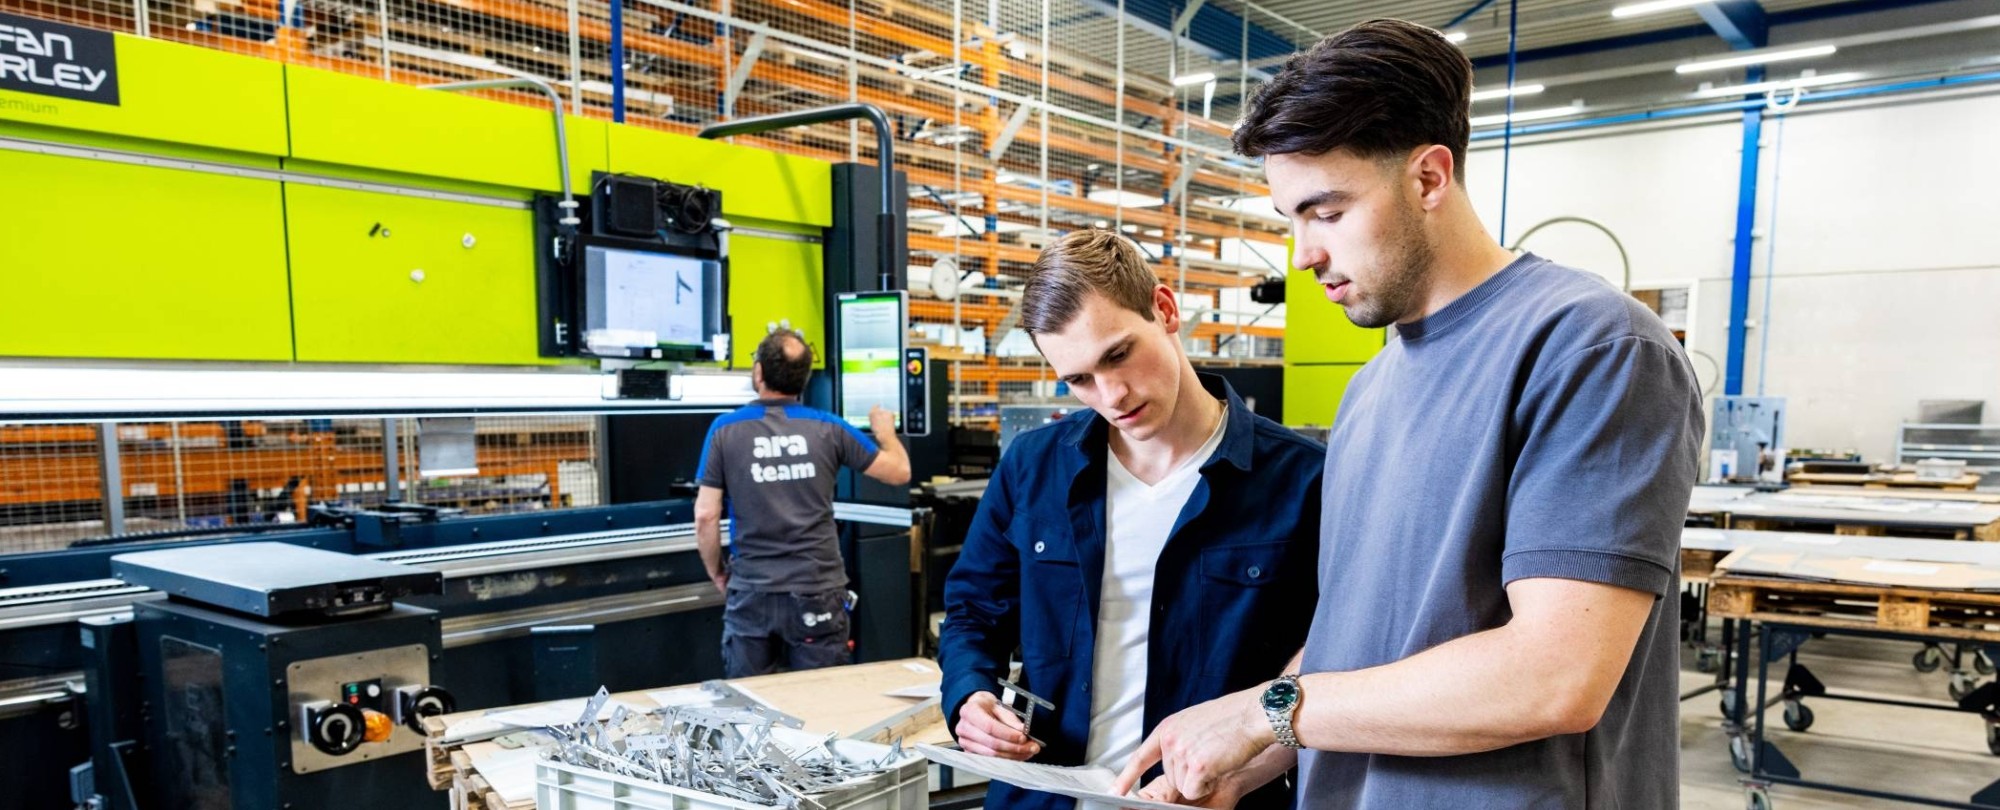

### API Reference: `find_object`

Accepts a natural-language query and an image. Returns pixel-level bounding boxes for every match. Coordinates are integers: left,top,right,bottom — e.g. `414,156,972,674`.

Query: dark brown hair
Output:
1234,18,1473,181
1021,229,1161,335
754,329,812,396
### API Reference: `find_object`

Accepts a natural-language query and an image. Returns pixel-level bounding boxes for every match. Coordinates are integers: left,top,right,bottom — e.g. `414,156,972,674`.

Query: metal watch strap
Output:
1267,674,1303,750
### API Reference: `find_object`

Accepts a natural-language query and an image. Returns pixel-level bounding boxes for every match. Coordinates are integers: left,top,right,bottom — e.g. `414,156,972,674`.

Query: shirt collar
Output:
1060,372,1253,472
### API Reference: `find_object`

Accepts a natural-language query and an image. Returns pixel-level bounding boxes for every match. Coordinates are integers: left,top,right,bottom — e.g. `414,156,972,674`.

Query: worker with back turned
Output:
694,328,911,677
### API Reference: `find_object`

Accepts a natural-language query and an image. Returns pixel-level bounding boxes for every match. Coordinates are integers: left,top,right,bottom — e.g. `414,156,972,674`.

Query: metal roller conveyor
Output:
0,522,717,632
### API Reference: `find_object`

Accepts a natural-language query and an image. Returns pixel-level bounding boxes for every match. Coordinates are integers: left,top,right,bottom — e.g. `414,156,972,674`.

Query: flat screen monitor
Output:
836,291,907,430
581,245,724,357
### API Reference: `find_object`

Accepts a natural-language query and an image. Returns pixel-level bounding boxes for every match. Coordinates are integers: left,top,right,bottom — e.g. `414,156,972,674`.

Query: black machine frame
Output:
1728,620,2000,809
533,173,730,362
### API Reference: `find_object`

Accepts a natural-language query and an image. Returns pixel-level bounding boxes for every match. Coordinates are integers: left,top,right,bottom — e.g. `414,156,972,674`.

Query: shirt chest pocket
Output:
1011,516,1082,657
1200,542,1286,587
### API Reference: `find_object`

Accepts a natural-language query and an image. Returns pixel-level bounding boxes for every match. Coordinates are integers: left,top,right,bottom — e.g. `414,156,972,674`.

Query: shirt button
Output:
1034,541,1046,553
1247,566,1263,579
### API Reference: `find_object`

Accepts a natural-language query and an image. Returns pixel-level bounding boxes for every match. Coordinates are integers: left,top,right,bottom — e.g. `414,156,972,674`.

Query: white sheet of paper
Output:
1863,560,1942,576
483,697,646,730
472,745,545,805
470,744,547,805
441,715,511,743
647,686,717,709
885,683,942,700
916,744,1199,810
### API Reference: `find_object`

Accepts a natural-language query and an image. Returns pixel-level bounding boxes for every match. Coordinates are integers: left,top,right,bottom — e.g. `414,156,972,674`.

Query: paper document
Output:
483,696,646,730
916,744,1200,810
647,686,718,709
469,744,546,805
885,683,942,700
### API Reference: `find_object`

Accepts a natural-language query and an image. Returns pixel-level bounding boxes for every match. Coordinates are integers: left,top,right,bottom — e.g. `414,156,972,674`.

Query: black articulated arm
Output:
697,103,900,292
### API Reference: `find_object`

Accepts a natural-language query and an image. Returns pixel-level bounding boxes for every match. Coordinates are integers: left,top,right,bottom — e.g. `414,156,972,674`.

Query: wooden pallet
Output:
1790,472,1982,491
1728,516,2000,542
1709,574,2000,642
1681,548,1724,582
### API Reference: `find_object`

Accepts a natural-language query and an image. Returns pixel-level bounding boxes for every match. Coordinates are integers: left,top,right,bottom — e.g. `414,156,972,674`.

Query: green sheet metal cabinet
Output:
284,185,545,365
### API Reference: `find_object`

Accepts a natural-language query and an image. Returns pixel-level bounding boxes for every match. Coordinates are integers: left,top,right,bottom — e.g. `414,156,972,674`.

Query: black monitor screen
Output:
581,245,723,355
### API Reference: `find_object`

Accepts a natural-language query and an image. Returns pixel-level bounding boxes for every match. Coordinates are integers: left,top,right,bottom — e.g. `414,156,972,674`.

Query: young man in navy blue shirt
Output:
1115,20,1702,809
938,229,1326,810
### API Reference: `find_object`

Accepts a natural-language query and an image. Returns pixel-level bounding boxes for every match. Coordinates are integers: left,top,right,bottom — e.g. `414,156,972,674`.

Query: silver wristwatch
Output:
1261,674,1304,750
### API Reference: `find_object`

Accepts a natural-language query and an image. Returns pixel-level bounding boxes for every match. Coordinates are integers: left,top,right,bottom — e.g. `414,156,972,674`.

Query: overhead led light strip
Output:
1471,83,1545,102
1677,45,1838,74
1611,0,1709,19
1695,71,1865,97
1470,104,1584,127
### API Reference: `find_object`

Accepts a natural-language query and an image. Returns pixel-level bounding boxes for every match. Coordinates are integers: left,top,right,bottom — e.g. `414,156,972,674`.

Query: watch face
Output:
1262,679,1300,712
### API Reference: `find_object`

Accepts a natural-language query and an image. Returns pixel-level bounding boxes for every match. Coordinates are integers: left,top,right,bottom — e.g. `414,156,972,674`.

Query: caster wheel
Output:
1977,652,1995,676
1950,676,1979,703
1782,702,1814,732
1697,649,1722,674
1987,726,2000,757
1730,735,1752,773
1914,645,1945,673
1746,786,1773,810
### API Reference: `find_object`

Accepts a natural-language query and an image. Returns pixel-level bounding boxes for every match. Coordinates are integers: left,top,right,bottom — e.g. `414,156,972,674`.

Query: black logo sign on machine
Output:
0,12,120,106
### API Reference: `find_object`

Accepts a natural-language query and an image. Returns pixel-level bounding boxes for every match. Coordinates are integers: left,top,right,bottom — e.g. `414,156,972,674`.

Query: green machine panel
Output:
606,126,832,228
1283,266,1384,365
0,34,287,156
727,234,826,369
285,185,545,365
1284,364,1365,429
0,149,292,361
284,66,607,193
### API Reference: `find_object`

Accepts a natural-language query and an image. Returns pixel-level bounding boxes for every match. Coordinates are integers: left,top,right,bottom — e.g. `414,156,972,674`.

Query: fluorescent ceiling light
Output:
1086,189,1165,208
1470,83,1545,102
1470,104,1584,127
1694,71,1865,97
785,46,843,64
1676,45,1837,74
1173,71,1217,87
1444,31,1468,44
1611,0,1708,19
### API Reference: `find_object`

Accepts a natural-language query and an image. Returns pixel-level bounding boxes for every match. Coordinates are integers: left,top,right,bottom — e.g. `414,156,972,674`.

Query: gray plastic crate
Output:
534,733,927,810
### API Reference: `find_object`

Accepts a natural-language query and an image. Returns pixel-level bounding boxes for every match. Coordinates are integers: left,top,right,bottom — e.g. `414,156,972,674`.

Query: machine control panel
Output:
286,644,448,774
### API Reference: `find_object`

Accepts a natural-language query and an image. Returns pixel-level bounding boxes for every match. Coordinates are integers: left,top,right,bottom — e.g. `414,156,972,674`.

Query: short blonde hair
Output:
1021,229,1160,335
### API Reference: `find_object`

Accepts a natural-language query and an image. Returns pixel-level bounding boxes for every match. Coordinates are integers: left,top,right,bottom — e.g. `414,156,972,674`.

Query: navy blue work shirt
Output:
939,373,1325,810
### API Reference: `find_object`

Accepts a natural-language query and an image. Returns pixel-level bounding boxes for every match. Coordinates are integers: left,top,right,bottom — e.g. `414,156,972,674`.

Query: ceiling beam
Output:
1695,0,1768,50
1444,0,1500,32
1466,0,1963,70
1075,0,1297,67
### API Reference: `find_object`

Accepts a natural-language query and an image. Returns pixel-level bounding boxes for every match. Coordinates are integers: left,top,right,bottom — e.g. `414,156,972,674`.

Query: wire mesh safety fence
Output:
0,414,602,556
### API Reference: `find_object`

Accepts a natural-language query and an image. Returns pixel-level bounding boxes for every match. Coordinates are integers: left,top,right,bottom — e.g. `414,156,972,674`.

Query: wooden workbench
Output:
1789,471,1984,491
421,659,952,810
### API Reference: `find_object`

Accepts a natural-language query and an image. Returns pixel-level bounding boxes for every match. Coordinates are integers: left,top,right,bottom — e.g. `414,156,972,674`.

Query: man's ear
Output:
1153,284,1182,335
1408,144,1456,211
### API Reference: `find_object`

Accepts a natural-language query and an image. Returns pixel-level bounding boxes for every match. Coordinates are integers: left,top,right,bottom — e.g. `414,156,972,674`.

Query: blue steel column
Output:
611,0,627,122
1723,65,1765,396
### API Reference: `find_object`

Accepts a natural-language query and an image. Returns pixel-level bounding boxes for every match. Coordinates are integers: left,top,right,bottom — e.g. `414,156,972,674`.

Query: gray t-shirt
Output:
1298,254,1702,809
698,399,880,593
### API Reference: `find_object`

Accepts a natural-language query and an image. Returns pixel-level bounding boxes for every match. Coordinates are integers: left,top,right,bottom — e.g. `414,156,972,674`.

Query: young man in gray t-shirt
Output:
1114,20,1703,809
694,330,911,677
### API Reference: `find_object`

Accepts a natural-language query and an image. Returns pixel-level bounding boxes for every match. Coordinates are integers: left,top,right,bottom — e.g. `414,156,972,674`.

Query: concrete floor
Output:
1678,628,1998,809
